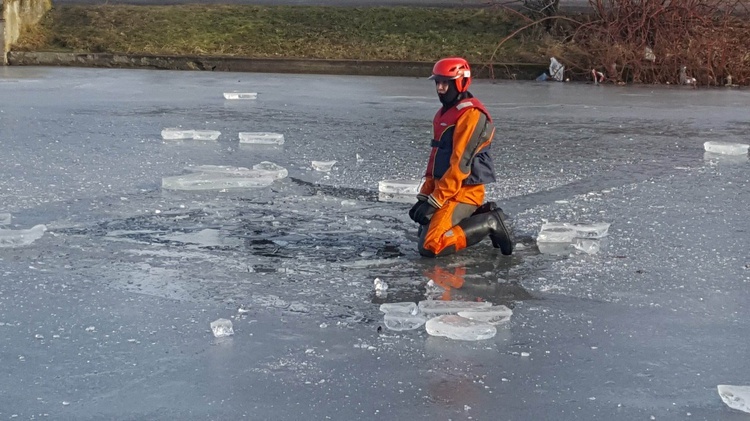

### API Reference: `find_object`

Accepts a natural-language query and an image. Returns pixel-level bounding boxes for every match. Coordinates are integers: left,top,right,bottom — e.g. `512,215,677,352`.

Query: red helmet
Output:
429,57,472,92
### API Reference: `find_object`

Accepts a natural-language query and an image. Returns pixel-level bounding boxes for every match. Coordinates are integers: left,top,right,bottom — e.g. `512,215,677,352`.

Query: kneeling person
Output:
409,57,513,257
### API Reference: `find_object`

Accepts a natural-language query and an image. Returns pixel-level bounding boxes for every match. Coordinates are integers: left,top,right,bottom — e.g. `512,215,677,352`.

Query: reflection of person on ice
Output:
409,57,513,257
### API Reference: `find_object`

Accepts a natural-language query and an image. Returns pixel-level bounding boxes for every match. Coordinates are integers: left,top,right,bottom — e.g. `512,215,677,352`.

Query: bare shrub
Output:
567,0,750,85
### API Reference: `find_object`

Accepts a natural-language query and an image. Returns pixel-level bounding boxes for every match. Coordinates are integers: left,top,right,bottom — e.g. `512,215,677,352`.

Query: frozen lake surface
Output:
1,67,749,420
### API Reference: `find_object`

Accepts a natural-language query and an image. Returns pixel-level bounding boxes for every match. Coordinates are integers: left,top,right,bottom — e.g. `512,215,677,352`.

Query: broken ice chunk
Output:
378,179,421,195
223,92,258,100
210,318,234,338
384,312,427,331
703,151,748,164
537,241,575,255
191,130,221,141
161,173,275,191
425,315,496,341
311,160,337,172
239,132,285,145
718,385,750,413
378,192,416,204
0,213,10,226
0,224,46,248
185,165,251,175
458,305,513,324
161,128,195,140
537,222,610,242
704,141,749,156
418,300,492,315
572,238,601,254
374,278,388,297
379,302,418,315
252,162,289,179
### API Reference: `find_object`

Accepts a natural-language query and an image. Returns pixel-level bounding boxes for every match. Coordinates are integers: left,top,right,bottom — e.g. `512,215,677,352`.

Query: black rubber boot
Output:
457,209,514,255
470,201,497,217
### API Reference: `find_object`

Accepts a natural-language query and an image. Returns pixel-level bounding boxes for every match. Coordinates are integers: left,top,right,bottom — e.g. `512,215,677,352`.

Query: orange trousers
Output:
418,200,478,257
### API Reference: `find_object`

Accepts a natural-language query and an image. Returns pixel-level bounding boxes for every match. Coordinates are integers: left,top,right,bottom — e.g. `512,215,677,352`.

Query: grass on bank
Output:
14,5,551,64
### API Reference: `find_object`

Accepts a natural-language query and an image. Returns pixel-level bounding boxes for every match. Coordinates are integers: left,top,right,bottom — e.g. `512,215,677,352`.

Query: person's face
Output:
435,80,450,94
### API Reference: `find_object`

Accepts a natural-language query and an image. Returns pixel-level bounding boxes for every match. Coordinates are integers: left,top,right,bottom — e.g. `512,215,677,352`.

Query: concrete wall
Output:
2,0,52,65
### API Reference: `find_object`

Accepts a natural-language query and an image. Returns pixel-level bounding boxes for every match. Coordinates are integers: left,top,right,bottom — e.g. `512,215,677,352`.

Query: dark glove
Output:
408,200,424,222
411,201,436,225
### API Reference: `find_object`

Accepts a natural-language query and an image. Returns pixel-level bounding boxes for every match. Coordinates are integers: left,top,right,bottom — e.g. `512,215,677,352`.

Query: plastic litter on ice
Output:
239,132,285,145
703,141,749,156
223,92,258,100
718,385,750,413
425,314,497,341
210,318,234,338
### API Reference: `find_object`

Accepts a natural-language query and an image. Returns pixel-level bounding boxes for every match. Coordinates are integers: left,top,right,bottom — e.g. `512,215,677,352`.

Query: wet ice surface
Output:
1,67,750,420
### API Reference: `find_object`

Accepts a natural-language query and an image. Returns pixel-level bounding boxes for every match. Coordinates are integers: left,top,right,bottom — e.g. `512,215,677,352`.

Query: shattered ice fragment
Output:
378,179,420,195
704,141,749,156
252,161,288,179
161,128,195,140
223,92,258,100
458,305,513,324
537,241,575,256
384,312,427,331
425,315,496,341
378,192,416,204
0,213,10,225
210,318,234,338
311,160,337,172
0,224,47,248
418,300,492,315
374,278,388,296
537,222,610,242
718,385,750,413
239,132,285,145
161,128,220,140
161,173,275,191
191,130,221,141
379,302,418,315
572,238,601,254
185,165,250,175
703,151,748,165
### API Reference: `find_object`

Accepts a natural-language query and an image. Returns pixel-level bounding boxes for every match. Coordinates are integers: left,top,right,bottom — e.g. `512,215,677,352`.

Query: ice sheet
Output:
425,315,497,341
